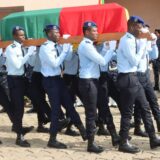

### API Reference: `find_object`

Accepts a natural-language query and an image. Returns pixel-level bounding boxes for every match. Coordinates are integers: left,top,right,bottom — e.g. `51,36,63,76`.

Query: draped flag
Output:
0,3,129,41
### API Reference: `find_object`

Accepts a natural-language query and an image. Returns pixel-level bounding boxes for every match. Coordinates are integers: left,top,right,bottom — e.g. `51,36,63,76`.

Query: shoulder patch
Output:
43,42,48,46
85,40,91,44
11,44,16,48
126,35,132,39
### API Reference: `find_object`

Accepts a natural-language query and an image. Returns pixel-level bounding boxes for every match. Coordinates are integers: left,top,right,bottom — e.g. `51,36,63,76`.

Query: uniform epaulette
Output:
43,42,48,46
126,35,132,39
11,44,16,48
85,40,91,44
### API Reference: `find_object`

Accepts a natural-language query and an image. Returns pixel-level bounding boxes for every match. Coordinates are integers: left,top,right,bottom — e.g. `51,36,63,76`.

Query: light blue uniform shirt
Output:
5,41,34,76
117,32,146,73
28,47,41,72
78,38,115,79
64,52,79,75
137,39,158,73
39,40,72,77
96,42,117,72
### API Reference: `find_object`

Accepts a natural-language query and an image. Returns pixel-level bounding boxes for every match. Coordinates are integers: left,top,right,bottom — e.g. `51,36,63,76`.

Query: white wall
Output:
0,0,99,10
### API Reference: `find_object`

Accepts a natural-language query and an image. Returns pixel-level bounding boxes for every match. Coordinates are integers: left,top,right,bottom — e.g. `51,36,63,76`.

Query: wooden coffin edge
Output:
0,32,125,48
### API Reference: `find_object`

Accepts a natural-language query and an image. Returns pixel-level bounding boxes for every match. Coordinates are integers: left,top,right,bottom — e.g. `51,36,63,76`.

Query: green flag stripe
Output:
0,8,62,41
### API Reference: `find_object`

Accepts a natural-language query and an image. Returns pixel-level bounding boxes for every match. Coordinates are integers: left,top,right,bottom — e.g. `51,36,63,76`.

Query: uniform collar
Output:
83,37,93,44
47,40,57,46
13,40,22,48
126,32,136,40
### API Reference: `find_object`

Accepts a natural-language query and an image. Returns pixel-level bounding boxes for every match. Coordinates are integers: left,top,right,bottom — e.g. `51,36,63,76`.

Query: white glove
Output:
151,33,157,45
63,34,71,39
109,40,117,50
103,41,110,50
28,46,37,56
139,39,147,50
140,27,149,33
62,43,71,54
68,44,73,53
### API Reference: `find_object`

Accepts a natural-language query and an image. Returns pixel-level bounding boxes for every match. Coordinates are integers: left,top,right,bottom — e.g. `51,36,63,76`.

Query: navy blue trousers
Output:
42,76,82,135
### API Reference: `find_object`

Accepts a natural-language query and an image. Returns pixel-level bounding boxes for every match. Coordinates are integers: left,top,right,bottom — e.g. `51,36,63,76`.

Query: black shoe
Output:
47,135,67,149
130,122,135,128
154,86,159,91
110,132,120,146
0,140,2,144
76,124,87,141
37,125,49,133
42,118,51,125
12,126,34,135
110,105,117,108
97,128,110,136
26,108,37,113
128,135,132,141
22,126,34,135
0,108,6,113
150,135,160,149
16,135,30,147
119,139,140,153
58,118,70,132
134,128,148,137
87,142,104,153
87,136,104,153
156,120,160,132
65,129,79,136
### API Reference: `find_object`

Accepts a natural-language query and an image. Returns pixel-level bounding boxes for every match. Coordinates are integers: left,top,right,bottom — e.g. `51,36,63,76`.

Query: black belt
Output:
137,72,147,76
79,78,98,81
8,75,24,78
44,75,61,79
119,72,137,76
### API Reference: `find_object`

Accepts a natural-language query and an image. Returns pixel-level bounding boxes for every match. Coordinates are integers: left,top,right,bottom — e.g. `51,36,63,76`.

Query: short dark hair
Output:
145,24,150,28
83,26,92,35
12,26,24,36
43,24,59,36
155,29,160,34
83,26,97,35
44,29,51,36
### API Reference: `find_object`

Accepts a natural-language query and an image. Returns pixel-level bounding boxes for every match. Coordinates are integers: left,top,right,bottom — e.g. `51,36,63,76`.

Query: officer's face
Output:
48,29,60,42
134,23,143,38
86,27,98,41
14,30,25,43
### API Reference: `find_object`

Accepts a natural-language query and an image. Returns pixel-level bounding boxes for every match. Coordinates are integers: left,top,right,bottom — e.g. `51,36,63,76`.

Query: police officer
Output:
0,48,14,121
96,41,120,146
117,16,160,153
5,26,36,147
63,51,80,136
134,30,160,136
39,24,87,149
152,29,160,90
78,21,116,153
28,47,51,133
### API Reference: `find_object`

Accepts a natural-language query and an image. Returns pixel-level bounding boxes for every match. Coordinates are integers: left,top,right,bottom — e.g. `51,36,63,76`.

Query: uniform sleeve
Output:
82,43,113,66
149,45,158,60
28,53,37,67
39,45,67,68
58,44,73,61
121,39,146,66
5,47,32,69
0,48,2,56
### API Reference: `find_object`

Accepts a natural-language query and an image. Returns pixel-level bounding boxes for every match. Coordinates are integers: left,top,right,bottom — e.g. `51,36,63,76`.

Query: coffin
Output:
0,3,129,48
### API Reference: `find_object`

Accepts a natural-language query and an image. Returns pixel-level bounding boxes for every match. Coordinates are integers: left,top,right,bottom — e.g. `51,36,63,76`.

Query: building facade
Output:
0,0,159,30
105,0,160,31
